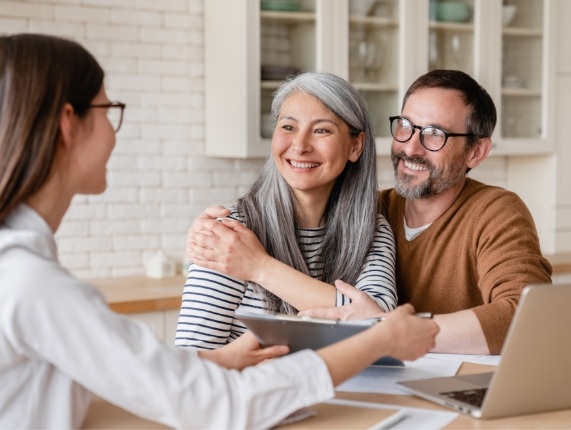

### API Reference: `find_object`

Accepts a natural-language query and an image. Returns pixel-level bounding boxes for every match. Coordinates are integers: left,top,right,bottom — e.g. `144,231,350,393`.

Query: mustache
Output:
391,150,431,169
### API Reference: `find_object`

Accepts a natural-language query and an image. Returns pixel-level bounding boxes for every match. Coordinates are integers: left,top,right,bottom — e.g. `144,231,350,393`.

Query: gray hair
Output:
237,71,378,313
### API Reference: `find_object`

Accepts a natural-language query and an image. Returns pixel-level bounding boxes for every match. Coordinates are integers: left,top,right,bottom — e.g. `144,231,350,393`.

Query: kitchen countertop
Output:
545,253,571,274
90,275,185,314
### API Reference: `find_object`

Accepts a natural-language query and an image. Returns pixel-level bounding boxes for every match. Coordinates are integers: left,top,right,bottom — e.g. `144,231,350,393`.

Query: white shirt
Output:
403,217,431,241
0,205,334,429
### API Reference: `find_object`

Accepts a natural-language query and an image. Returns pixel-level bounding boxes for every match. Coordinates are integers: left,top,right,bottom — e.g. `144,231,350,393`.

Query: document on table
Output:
275,400,404,429
337,356,463,395
326,398,457,430
424,352,501,366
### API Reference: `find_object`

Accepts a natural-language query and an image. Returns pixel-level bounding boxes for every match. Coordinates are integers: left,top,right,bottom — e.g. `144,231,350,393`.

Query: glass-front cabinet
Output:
204,0,556,158
500,0,545,141
348,0,400,138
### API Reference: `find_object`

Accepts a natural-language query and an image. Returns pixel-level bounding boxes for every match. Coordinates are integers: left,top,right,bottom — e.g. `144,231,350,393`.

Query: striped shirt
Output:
175,210,396,350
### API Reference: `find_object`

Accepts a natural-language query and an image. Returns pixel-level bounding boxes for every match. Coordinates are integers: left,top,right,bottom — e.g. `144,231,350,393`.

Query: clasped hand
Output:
187,206,271,283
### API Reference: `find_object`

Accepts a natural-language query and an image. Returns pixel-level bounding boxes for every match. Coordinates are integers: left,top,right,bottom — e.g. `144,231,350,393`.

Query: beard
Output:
391,148,466,199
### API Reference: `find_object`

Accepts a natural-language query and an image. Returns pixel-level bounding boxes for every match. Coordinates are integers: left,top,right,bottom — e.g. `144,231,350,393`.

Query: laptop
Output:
398,284,571,419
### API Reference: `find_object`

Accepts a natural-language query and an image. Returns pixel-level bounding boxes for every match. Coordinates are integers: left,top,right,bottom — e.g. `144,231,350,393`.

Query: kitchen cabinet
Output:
204,0,557,158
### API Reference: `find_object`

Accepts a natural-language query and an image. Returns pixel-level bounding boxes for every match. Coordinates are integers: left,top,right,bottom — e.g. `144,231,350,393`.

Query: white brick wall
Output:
1,0,507,280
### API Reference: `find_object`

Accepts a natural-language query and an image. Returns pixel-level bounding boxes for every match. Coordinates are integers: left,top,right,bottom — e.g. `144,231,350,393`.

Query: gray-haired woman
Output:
177,71,397,349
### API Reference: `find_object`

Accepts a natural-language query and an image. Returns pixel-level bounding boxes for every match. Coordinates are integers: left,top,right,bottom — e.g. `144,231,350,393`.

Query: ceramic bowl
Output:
436,2,471,22
502,5,517,26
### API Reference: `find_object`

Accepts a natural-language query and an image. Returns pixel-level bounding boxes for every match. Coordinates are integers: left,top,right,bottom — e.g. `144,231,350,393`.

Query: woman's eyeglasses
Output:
88,102,126,133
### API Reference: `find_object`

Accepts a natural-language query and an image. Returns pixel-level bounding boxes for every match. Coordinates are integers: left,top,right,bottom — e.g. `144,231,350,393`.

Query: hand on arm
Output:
198,332,289,370
187,211,338,310
298,280,386,321
317,304,439,386
186,205,230,262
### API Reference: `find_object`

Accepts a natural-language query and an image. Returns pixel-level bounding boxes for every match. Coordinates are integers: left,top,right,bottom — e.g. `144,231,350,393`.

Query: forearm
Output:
316,323,393,385
254,256,337,310
432,310,490,354
175,265,245,348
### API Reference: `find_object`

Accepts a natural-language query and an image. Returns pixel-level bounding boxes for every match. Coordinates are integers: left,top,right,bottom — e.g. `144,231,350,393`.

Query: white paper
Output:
424,352,501,366
326,398,458,430
337,356,462,395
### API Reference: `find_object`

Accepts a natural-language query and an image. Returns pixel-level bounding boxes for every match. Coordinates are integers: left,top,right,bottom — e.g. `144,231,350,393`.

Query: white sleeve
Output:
5,261,334,429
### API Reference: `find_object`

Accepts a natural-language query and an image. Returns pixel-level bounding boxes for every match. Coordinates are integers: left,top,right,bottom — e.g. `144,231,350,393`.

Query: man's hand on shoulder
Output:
186,205,230,262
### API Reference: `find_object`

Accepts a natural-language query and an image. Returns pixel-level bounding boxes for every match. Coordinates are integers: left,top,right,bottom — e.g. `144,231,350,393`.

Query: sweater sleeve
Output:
471,189,552,354
175,265,248,349
336,214,398,311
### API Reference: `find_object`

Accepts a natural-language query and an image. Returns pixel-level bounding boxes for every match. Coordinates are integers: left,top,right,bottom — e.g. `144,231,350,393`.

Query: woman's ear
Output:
58,103,76,150
349,131,366,162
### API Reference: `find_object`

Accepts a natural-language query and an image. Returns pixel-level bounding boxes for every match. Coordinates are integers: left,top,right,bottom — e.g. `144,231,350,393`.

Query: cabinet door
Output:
348,0,400,151
204,0,263,158
205,0,320,158
482,0,554,155
260,0,318,141
428,0,475,75
499,0,550,146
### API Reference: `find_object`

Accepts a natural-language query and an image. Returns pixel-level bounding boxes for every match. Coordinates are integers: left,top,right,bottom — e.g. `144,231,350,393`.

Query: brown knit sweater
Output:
379,178,552,354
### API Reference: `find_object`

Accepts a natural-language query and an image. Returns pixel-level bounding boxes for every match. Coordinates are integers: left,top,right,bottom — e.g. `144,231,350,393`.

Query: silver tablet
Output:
235,309,404,366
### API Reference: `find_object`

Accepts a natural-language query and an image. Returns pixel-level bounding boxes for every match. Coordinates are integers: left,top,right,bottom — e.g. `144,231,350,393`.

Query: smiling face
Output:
391,87,472,200
272,92,364,205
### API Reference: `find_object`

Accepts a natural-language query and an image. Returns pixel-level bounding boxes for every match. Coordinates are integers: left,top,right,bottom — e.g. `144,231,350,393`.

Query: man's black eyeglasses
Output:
389,115,474,152
88,102,126,133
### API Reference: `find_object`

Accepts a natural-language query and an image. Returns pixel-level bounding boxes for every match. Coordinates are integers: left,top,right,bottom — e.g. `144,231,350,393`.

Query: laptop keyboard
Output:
439,388,487,407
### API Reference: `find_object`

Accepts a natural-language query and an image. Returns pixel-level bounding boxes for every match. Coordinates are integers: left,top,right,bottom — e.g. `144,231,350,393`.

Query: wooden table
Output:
82,362,571,429
85,271,571,428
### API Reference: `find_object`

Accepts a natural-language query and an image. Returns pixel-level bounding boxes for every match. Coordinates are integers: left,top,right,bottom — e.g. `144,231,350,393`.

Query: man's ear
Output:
58,103,76,149
349,131,365,162
466,137,493,170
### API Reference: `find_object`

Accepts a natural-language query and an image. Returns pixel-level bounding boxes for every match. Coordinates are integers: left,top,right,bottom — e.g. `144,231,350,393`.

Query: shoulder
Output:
377,188,403,209
461,179,529,213
375,213,393,231
0,246,103,322
377,188,404,228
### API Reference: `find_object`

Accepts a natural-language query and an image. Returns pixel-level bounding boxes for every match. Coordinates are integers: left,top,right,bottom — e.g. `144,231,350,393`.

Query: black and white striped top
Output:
175,210,397,350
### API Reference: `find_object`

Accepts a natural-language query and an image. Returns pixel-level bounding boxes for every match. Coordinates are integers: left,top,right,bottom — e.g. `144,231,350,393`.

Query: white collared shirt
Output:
0,204,334,429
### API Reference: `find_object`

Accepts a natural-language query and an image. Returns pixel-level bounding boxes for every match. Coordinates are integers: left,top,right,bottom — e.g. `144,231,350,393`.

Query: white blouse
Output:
0,205,334,429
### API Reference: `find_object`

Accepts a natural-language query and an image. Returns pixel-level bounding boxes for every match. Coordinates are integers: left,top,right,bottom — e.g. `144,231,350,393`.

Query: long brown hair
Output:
0,33,104,223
